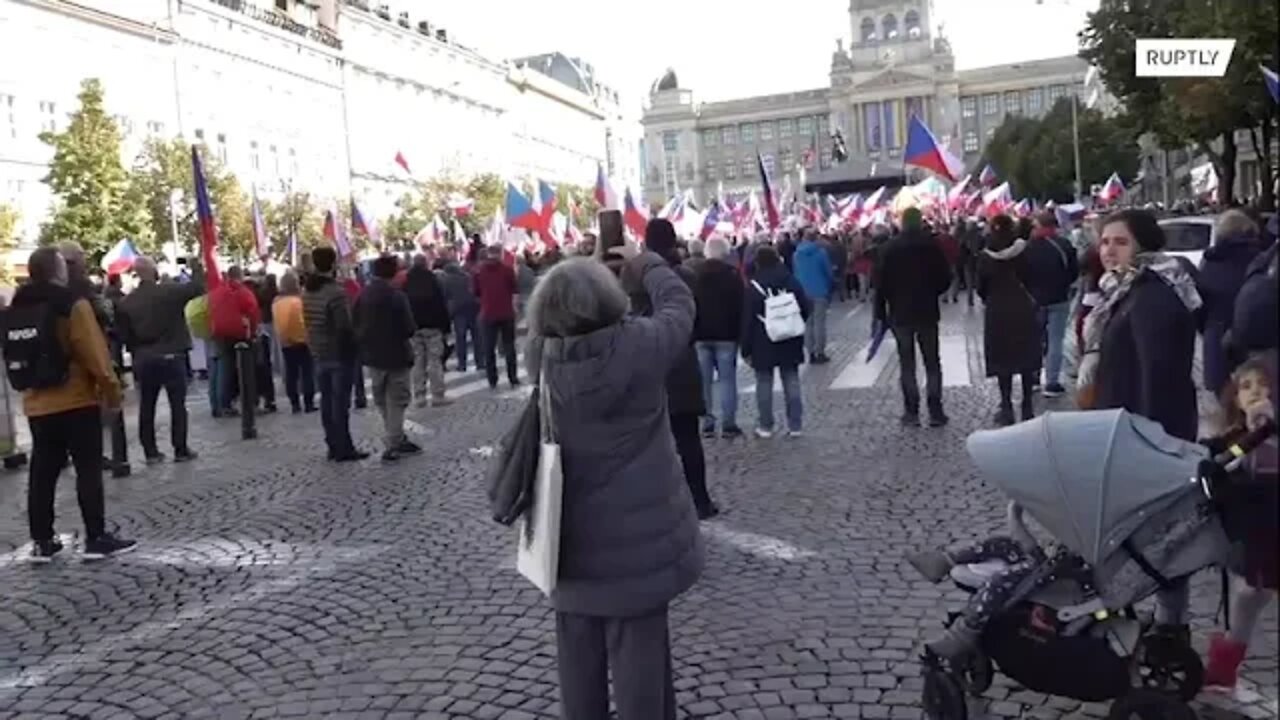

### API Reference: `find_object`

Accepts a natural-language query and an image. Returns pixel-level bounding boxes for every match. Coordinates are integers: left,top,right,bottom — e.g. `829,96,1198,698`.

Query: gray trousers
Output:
367,367,410,450
556,606,675,720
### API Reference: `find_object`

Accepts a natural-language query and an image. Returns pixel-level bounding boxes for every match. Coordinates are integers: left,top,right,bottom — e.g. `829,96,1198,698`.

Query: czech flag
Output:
594,163,619,210
191,145,222,287
947,174,972,209
623,187,649,239
979,164,998,187
252,190,270,258
699,200,722,240
100,238,139,276
505,182,542,234
537,180,558,225
324,202,353,258
446,194,475,217
903,115,965,183
1262,65,1279,104
756,153,780,230
1098,172,1125,204
351,199,380,248
982,182,1013,216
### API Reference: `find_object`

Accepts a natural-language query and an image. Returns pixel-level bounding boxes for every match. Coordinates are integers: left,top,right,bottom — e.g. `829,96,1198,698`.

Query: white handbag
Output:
515,364,563,596
752,280,805,342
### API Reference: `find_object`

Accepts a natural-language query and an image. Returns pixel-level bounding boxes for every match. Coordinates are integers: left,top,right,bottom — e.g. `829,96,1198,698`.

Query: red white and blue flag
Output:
536,180,558,225
903,115,965,182
191,145,222,288
351,199,380,248
1098,172,1125,204
594,163,619,210
251,190,270,258
982,182,1013,216
623,187,649,239
756,153,780,230
947,174,972,209
324,202,353,258
505,182,542,235
699,200,722,240
979,164,998,187
1262,65,1280,104
100,238,139,276
446,194,474,217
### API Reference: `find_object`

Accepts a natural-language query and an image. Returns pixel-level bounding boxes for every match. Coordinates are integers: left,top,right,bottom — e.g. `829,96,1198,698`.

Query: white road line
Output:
940,335,971,387
700,522,819,561
0,545,383,694
739,365,806,395
829,336,897,389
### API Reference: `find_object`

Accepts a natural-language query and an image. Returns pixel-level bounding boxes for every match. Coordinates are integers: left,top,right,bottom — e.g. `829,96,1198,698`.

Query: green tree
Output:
263,191,324,260
980,99,1139,203
1080,0,1279,208
0,204,18,286
39,78,150,259
214,175,254,265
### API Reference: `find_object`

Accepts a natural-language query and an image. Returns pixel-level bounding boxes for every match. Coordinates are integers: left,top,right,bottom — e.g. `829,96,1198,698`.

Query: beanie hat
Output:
644,218,679,260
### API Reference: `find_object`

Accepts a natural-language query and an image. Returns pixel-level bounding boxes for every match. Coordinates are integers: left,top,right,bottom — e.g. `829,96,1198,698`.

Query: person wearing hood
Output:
741,245,811,438
522,241,703,720
471,245,520,390
977,215,1042,426
873,208,952,427
627,219,719,519
1024,212,1080,398
1199,210,1266,395
792,230,834,364
403,254,453,407
303,247,367,463
437,249,483,373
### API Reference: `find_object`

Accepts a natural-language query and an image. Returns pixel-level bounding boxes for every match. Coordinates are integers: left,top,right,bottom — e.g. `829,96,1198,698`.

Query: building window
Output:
860,17,876,42
39,101,56,132
760,121,774,141
882,13,898,40
662,131,678,153
194,128,205,143
961,97,976,118
703,128,717,147
1004,92,1021,114
963,131,979,152
779,118,794,139
216,133,228,163
724,159,736,179
288,148,298,177
982,94,999,115
1049,85,1067,103
741,157,754,177
146,120,165,136
269,144,279,176
741,123,755,143
821,147,833,169
762,154,775,174
722,126,737,145
705,161,717,180
798,116,813,135
250,140,260,171
1028,88,1044,113
818,115,830,134
779,147,792,170
0,94,14,139
904,9,921,38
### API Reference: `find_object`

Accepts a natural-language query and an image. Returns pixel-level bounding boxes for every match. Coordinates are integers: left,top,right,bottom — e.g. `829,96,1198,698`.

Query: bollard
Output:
108,409,131,478
236,340,258,440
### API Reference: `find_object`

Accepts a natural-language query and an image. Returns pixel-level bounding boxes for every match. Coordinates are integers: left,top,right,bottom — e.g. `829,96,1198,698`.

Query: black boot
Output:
994,405,1015,427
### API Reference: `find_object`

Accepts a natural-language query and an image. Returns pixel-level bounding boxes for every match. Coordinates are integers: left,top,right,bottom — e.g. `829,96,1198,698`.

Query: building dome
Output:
651,68,680,94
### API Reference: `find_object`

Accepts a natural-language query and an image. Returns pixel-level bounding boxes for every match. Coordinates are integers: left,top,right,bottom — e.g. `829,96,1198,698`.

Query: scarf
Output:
1076,252,1202,391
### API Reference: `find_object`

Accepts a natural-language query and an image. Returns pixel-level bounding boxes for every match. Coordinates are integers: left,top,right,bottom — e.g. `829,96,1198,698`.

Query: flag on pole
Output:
324,202,353,258
537,180,558,226
505,182,542,234
101,238,139,275
451,218,467,247
191,145,222,288
982,182,1013,215
903,115,965,182
1098,172,1125,204
446,194,474,217
594,163,619,210
979,164,998,187
251,189,270,258
351,199,380,249
623,187,649,239
394,151,411,175
699,200,722,240
1262,65,1280,104
947,174,972,209
757,153,780,230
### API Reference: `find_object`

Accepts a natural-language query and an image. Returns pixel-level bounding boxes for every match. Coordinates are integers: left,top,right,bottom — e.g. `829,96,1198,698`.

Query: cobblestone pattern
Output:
0,300,1273,720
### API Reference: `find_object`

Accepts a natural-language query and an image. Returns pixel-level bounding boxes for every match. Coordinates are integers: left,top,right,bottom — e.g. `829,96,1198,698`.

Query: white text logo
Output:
1135,39,1235,77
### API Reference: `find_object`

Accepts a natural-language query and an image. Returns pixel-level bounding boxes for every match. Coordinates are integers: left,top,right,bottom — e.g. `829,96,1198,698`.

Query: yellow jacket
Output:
272,295,308,347
22,297,123,418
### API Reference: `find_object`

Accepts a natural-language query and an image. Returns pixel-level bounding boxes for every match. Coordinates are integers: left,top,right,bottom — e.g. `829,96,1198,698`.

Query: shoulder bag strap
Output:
750,280,768,297
538,337,556,444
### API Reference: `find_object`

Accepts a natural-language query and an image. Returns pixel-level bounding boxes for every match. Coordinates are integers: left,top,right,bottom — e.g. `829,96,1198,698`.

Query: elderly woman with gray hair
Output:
523,243,704,720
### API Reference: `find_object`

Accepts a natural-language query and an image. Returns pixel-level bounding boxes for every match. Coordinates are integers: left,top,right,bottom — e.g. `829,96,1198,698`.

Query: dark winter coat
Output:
352,277,416,370
472,259,517,323
627,259,705,417
438,262,479,318
402,266,451,333
302,274,356,363
1094,272,1199,441
1198,233,1265,393
524,253,703,617
978,240,1041,377
1228,242,1278,361
873,227,951,327
693,258,744,343
740,265,811,372
1022,232,1079,306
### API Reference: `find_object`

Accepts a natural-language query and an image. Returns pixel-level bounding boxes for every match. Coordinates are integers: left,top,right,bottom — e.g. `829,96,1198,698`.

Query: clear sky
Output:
424,0,1099,107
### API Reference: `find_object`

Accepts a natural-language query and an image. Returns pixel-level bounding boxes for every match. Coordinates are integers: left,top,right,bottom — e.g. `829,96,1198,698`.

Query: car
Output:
1158,216,1215,269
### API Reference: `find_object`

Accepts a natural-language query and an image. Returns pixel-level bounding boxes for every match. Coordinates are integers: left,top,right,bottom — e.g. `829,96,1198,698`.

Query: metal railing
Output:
209,0,342,50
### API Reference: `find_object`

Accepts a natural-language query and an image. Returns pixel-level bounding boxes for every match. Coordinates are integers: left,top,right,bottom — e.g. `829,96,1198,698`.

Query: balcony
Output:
209,0,342,50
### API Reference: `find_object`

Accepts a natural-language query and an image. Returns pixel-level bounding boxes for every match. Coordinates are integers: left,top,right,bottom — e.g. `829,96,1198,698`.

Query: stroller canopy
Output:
966,410,1207,566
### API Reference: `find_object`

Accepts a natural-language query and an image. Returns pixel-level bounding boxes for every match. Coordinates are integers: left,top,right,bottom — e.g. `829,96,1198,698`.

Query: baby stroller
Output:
919,409,1275,720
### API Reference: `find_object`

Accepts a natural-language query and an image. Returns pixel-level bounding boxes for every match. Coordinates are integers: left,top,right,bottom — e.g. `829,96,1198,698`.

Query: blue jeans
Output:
452,309,483,372
1040,302,1069,387
696,341,739,431
754,366,803,432
804,296,830,355
316,359,355,457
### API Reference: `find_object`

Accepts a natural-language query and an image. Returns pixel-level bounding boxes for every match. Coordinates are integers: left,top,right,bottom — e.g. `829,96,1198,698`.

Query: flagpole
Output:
1071,93,1083,204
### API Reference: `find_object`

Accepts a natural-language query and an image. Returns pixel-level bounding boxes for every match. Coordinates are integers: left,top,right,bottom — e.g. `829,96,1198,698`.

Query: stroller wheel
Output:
1106,689,1196,720
957,651,994,696
1137,636,1204,701
922,666,968,720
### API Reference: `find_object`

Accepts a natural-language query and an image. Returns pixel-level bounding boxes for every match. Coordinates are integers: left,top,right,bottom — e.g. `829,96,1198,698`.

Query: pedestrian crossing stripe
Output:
829,335,975,389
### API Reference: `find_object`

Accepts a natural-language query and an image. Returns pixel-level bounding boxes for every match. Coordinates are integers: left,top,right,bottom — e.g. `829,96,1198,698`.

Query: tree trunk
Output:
1253,119,1276,211
1218,131,1238,206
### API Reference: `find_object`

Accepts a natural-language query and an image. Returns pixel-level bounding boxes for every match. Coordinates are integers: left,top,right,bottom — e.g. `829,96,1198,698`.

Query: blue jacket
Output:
792,240,834,300
1197,233,1264,393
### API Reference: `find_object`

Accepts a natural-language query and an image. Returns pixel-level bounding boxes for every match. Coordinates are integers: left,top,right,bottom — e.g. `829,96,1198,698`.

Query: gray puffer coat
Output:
525,253,704,617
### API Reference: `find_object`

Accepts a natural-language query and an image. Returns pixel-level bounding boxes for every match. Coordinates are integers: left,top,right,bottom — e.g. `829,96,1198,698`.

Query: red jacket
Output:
936,232,960,268
209,280,261,341
471,259,517,322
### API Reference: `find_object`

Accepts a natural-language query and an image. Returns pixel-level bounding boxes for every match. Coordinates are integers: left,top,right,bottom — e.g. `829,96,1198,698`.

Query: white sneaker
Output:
787,430,804,438
754,428,773,439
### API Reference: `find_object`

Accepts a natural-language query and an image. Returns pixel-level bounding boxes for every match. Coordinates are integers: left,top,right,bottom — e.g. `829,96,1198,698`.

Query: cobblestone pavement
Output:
0,301,1275,720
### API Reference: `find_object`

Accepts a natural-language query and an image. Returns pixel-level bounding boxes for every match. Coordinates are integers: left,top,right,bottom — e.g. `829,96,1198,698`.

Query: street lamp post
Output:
1071,92,1084,204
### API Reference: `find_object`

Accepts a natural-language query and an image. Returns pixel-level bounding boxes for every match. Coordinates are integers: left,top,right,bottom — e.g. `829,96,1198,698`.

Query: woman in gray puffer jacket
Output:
524,245,704,720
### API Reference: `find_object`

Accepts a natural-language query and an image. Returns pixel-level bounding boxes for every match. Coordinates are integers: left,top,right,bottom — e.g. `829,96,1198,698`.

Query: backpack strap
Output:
750,280,768,297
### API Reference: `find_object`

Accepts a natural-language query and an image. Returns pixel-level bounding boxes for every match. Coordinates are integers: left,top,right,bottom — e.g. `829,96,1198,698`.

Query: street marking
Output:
700,522,819,561
940,335,971,387
830,336,896,389
843,301,869,321
0,544,383,694
739,365,805,395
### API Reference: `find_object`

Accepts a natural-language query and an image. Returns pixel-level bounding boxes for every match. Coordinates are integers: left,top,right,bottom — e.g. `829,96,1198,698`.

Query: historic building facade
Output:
0,0,640,249
641,0,1089,205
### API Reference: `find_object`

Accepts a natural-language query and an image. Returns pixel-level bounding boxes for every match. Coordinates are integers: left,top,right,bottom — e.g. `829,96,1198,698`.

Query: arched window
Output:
904,9,921,37
860,17,876,42
882,14,898,40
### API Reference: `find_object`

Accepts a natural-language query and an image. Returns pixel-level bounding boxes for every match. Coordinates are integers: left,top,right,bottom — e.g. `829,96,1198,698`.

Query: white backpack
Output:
751,280,805,342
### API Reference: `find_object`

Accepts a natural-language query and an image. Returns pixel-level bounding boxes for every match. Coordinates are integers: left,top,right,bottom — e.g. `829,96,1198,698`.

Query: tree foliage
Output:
1080,0,1279,208
262,192,324,260
981,99,1140,203
39,78,149,260
0,204,18,286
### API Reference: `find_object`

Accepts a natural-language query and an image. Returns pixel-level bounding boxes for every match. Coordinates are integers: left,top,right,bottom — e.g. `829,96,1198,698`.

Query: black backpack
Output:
2,301,70,391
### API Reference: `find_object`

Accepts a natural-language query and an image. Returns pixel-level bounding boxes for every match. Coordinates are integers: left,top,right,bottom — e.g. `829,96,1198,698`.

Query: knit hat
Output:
644,218,679,260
